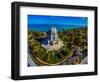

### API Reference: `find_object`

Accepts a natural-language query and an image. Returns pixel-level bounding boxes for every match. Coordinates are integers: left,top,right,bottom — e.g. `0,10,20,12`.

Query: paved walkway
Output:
28,53,36,66
42,40,64,51
80,56,87,64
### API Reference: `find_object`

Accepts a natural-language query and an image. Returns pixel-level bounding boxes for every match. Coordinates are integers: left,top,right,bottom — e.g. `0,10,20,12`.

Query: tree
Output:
74,35,83,46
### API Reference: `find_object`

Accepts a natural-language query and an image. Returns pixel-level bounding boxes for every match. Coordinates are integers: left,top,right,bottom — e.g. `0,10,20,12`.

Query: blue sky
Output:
28,15,88,26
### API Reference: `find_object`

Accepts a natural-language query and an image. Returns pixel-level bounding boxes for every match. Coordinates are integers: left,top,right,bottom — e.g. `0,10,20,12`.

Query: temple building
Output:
48,27,58,45
41,27,64,51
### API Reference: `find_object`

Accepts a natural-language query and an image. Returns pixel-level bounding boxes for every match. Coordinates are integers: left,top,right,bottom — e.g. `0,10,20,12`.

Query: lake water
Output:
28,24,87,32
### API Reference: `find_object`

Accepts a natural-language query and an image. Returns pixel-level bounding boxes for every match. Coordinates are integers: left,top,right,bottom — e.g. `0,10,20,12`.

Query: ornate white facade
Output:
41,27,64,51
48,27,58,45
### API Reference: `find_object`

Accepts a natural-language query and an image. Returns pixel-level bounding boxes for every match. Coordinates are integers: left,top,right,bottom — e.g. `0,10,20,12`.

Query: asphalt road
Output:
28,53,36,66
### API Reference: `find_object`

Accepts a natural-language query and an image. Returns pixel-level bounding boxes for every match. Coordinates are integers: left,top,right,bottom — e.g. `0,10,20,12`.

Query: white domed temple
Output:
42,27,64,51
48,27,58,45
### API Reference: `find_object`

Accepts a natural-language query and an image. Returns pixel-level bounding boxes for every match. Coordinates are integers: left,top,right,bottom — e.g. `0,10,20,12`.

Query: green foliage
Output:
60,47,67,56
38,48,47,60
49,51,58,64
28,27,87,65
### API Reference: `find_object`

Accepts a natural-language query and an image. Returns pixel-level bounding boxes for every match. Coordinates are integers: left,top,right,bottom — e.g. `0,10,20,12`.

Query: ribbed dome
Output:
48,27,58,45
50,27,57,35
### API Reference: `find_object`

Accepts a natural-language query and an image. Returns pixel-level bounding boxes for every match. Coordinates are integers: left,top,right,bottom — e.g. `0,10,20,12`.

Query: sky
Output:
28,15,88,26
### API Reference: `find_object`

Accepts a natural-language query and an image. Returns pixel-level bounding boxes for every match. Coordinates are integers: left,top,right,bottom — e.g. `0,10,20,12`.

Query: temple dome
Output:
48,27,58,45
50,27,57,35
